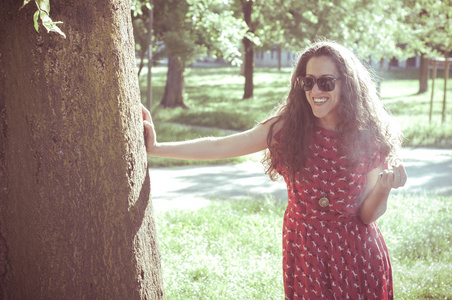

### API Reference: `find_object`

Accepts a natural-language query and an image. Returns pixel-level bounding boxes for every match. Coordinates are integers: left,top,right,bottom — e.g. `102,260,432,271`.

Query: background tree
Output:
402,0,452,93
233,0,406,99
231,0,309,99
131,0,154,110
235,0,259,99
280,0,408,59
0,1,165,299
150,0,245,108
132,0,153,77
279,0,450,94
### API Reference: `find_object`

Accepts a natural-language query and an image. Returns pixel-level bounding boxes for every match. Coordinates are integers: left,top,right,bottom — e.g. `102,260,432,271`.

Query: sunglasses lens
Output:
318,78,335,91
301,77,315,91
298,76,339,91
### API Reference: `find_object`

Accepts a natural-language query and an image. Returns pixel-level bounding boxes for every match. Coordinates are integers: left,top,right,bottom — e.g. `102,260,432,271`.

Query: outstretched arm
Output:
141,104,276,160
359,163,407,224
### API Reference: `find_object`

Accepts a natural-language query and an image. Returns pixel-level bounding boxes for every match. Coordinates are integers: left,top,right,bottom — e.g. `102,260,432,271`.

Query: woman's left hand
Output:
379,163,407,189
141,104,157,155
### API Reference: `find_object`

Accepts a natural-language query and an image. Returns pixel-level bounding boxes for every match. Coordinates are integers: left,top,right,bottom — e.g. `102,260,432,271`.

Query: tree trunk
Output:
419,53,429,94
138,48,147,77
242,0,254,100
160,55,187,108
442,56,449,124
0,1,165,299
146,1,154,111
376,57,385,94
242,37,254,99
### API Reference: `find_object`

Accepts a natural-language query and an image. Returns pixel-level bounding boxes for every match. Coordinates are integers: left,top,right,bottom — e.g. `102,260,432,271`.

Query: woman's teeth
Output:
314,97,328,103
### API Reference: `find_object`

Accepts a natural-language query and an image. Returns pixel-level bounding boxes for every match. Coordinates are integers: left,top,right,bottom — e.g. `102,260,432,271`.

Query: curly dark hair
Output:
262,40,402,181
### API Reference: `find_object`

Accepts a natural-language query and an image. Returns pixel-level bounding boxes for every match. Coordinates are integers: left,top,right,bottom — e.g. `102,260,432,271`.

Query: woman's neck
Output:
315,118,339,132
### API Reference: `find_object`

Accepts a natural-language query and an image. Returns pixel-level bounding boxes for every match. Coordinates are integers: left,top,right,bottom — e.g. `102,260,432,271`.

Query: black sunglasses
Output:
297,76,343,92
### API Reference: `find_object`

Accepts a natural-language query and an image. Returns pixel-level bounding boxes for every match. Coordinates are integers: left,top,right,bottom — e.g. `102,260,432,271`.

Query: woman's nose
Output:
311,82,321,93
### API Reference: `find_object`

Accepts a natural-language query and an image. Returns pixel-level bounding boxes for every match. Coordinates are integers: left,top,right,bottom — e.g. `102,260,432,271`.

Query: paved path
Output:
149,148,452,212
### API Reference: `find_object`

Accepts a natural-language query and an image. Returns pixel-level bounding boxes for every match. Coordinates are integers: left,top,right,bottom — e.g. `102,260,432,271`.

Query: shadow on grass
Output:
382,92,420,101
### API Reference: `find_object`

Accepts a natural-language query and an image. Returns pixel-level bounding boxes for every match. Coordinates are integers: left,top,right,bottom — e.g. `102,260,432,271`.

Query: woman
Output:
142,40,407,299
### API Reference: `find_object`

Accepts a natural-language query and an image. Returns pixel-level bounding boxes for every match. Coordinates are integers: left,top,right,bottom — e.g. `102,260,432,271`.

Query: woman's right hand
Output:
141,104,157,155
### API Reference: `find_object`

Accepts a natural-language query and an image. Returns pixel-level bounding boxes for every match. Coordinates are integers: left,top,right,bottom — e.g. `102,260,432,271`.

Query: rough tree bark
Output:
160,55,187,108
0,1,165,299
241,0,254,100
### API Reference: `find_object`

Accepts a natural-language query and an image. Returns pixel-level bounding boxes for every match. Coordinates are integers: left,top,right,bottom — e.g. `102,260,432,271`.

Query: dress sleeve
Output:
366,146,385,173
259,116,277,125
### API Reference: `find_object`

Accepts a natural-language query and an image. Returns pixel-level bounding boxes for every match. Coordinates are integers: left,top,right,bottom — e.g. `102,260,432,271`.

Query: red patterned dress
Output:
275,127,393,299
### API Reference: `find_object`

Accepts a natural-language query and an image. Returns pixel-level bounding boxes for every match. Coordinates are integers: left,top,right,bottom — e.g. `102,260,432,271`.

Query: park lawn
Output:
380,69,452,148
140,66,452,167
156,192,452,299
143,66,289,131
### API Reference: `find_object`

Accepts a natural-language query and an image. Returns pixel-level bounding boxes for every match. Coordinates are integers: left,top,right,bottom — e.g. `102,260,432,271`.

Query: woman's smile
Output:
313,97,328,104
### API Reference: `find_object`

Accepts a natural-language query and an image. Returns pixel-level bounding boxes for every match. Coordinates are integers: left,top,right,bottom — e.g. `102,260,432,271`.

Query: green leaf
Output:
39,11,66,38
20,0,66,38
33,10,40,32
20,0,33,10
48,24,66,39
35,0,50,15
302,11,318,25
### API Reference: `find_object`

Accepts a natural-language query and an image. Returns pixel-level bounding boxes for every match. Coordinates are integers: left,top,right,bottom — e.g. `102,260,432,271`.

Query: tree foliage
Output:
145,0,247,64
395,0,452,93
227,0,410,98
187,0,248,65
132,0,452,105
259,0,410,61
403,0,452,56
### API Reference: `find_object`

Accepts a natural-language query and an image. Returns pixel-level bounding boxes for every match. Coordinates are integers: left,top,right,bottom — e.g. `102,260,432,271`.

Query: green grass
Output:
142,67,289,130
380,192,452,299
380,69,452,148
156,192,452,299
141,66,452,167
156,196,285,300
